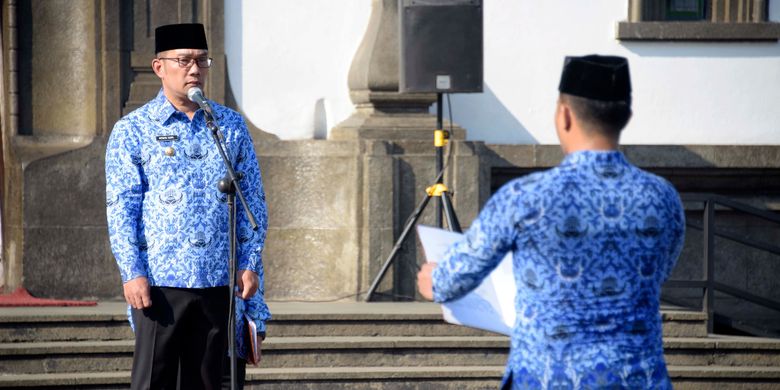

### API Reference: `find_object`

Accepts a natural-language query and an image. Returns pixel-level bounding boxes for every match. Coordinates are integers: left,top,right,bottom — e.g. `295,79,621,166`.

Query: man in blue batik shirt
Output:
418,55,685,389
105,23,270,390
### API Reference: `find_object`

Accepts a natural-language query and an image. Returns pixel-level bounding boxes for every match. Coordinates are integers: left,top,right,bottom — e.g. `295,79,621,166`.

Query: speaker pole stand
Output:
364,93,461,302
434,93,445,228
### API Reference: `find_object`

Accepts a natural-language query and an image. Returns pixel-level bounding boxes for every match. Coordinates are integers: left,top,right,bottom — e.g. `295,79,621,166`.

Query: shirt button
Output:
164,147,175,157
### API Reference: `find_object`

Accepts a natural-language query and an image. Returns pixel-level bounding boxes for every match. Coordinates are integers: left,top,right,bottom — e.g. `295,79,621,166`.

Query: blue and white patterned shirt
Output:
106,89,268,289
433,150,685,389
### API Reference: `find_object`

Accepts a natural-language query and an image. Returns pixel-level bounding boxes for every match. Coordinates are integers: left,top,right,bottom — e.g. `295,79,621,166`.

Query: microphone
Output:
187,87,213,114
187,87,223,140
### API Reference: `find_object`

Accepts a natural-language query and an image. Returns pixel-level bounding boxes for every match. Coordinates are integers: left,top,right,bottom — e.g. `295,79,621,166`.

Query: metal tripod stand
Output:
364,93,461,301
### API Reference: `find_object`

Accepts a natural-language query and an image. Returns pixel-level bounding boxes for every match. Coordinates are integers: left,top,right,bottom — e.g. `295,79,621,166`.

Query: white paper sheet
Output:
417,225,516,336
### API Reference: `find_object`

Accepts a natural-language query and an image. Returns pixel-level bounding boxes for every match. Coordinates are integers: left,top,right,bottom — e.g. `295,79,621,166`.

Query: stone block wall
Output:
23,139,119,299
18,138,780,325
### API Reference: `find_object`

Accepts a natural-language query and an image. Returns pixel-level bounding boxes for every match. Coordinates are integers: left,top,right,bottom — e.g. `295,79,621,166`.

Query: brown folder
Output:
245,315,262,365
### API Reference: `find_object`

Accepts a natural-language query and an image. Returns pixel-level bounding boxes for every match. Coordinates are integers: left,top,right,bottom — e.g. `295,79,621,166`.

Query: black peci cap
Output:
155,23,208,54
558,55,631,102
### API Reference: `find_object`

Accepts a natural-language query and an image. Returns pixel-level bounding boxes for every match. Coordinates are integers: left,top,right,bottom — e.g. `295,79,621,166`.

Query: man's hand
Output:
417,262,437,301
123,277,151,309
237,270,259,299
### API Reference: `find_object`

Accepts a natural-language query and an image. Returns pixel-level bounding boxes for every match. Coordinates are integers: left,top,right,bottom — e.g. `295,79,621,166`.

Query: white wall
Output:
225,0,371,140
226,1,780,145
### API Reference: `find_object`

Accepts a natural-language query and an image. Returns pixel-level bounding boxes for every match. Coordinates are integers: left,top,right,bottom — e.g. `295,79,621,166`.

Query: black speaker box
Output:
399,0,483,93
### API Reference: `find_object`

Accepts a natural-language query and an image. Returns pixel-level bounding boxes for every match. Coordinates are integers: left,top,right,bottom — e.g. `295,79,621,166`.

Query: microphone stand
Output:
203,109,259,390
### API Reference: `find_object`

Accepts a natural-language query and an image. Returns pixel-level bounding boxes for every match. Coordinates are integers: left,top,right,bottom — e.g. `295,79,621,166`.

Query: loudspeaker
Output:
399,0,483,93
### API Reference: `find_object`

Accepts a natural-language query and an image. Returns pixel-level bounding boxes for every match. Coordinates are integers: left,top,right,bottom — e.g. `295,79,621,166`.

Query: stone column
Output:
329,0,471,300
18,0,98,137
330,0,464,141
3,0,100,292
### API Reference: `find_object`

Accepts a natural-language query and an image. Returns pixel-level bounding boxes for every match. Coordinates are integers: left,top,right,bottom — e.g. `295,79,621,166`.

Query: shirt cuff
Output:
431,266,446,303
239,255,262,275
121,266,147,284
255,320,267,334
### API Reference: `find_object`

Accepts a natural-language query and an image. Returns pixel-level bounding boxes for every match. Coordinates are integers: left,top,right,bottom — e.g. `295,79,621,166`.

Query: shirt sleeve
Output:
234,290,272,359
233,119,268,276
243,289,272,334
432,183,519,303
105,119,148,283
660,181,686,283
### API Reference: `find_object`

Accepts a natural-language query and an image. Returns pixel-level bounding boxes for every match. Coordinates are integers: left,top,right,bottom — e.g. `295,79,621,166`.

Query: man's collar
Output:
562,149,627,166
150,89,179,123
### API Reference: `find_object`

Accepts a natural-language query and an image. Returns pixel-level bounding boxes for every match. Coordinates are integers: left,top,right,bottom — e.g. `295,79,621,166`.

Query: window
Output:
617,0,780,41
665,0,706,20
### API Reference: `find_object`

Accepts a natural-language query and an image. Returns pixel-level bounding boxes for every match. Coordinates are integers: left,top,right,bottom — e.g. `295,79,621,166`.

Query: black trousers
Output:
130,286,230,390
220,355,247,390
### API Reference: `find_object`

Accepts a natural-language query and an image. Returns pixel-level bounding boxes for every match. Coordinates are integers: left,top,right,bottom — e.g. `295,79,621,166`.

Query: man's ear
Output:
557,101,573,133
151,58,164,78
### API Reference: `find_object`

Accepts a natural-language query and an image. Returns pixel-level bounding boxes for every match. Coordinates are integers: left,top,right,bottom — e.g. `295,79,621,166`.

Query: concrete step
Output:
0,320,132,344
661,310,709,338
0,337,507,374
668,365,780,390
265,304,493,338
1,366,780,390
256,336,509,369
0,302,709,342
0,367,505,389
268,305,707,338
0,371,129,390
663,335,780,367
249,366,780,390
0,340,133,374
3,335,780,374
244,366,505,390
7,301,770,388
0,303,131,343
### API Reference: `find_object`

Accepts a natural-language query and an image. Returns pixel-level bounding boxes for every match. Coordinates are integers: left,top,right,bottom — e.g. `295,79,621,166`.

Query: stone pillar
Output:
0,0,17,292
329,0,471,300
2,0,135,294
18,0,98,137
3,0,102,292
330,0,464,141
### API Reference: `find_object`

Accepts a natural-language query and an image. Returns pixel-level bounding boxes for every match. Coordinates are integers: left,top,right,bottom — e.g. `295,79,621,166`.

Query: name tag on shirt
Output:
156,135,179,142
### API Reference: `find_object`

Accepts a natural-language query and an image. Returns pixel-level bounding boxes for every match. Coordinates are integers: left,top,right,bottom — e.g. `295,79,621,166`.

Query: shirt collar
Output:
150,88,220,125
150,89,179,123
561,149,628,167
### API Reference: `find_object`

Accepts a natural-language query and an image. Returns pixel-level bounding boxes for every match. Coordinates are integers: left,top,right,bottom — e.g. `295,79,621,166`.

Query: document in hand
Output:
417,225,516,336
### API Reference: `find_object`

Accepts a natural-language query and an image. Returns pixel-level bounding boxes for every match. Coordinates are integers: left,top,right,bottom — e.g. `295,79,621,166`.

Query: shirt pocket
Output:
143,140,186,187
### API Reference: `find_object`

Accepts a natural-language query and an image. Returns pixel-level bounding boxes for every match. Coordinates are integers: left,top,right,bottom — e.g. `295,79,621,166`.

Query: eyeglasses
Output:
158,57,212,68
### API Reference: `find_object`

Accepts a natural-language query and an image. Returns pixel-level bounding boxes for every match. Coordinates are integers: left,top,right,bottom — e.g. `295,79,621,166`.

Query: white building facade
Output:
225,1,780,145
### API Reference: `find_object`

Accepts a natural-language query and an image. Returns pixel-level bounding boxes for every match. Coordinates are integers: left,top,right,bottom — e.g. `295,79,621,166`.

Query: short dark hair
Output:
561,93,632,138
